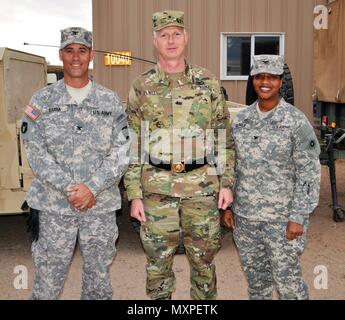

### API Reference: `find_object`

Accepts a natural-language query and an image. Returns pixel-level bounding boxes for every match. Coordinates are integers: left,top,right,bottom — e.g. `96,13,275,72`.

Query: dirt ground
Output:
0,161,344,300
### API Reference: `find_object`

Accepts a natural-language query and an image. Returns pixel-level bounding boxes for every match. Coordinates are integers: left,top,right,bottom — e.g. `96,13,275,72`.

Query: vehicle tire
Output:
245,64,294,106
131,217,141,234
176,230,186,255
333,208,345,223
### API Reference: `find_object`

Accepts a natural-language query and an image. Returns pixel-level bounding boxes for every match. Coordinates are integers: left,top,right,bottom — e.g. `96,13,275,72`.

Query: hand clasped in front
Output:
66,184,96,212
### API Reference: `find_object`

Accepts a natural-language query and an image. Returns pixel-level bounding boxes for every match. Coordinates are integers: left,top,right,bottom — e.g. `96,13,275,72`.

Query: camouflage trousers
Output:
141,193,221,300
30,210,118,300
233,215,309,300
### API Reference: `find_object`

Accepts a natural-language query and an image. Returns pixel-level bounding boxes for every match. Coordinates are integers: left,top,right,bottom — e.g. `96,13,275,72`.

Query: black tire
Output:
176,230,186,255
131,218,141,234
245,63,294,106
333,208,345,223
21,200,29,212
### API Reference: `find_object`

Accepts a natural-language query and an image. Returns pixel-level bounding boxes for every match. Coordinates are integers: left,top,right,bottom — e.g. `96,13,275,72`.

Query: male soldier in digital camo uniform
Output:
223,55,321,299
21,27,130,299
124,11,235,300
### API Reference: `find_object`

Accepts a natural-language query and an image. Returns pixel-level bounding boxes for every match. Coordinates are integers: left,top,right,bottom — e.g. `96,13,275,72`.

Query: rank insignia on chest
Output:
24,104,41,121
192,84,208,90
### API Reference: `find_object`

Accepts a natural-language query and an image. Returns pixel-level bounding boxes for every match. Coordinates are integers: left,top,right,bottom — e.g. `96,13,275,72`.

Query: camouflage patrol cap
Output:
250,55,284,76
60,27,92,49
152,10,185,31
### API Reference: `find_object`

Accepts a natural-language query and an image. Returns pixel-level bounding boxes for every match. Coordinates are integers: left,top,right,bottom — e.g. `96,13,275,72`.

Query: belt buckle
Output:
172,163,185,173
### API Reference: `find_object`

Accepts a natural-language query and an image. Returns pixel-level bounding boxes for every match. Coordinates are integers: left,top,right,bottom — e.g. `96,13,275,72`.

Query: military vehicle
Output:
314,0,345,133
0,48,47,215
313,0,345,222
47,65,64,85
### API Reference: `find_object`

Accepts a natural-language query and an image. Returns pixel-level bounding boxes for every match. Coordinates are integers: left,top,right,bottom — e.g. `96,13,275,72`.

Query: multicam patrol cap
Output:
152,10,185,31
250,55,284,76
60,27,92,49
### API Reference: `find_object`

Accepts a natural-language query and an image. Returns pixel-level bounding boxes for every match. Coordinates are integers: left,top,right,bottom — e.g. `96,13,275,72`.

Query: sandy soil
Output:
0,161,344,300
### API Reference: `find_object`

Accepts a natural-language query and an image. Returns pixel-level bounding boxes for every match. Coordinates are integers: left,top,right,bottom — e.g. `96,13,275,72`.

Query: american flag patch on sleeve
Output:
24,104,41,121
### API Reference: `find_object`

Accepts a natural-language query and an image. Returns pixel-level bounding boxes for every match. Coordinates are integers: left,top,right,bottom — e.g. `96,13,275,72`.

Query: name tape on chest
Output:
24,104,41,121
48,107,62,113
144,90,159,95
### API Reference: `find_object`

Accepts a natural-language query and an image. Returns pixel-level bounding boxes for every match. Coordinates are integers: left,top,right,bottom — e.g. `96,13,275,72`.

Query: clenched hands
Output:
67,184,96,212
286,221,304,240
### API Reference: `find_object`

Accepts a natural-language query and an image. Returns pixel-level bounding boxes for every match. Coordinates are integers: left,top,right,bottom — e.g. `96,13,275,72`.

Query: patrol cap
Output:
152,10,185,31
60,27,92,49
250,55,284,76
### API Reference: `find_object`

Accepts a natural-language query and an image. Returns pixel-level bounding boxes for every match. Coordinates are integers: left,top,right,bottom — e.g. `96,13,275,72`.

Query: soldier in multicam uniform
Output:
21,27,130,300
223,55,321,300
124,11,235,300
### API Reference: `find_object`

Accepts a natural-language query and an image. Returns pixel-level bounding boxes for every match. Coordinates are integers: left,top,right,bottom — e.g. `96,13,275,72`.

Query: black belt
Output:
149,157,208,173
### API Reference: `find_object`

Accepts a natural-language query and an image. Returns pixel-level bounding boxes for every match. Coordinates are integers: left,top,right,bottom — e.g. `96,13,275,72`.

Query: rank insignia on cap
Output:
24,104,41,121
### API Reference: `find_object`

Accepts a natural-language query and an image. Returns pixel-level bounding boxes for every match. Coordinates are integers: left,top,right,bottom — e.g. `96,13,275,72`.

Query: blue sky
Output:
0,0,92,65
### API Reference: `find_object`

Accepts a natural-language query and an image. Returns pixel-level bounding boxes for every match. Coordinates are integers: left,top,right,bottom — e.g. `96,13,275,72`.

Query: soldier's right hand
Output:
130,199,146,222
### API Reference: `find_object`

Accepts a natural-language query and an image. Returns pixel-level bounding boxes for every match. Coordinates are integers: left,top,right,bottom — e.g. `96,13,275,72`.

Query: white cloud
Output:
0,0,92,65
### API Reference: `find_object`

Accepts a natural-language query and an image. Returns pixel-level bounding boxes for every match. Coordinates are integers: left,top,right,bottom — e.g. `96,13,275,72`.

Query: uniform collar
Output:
246,98,287,123
269,98,288,123
150,60,197,86
82,81,101,109
56,79,100,108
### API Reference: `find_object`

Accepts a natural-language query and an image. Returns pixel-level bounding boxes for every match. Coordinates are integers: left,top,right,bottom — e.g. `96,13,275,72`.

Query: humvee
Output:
0,48,46,215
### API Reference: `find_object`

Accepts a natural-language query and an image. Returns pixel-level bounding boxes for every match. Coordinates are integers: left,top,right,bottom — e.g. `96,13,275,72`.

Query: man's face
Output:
59,44,94,82
153,26,188,61
253,73,282,102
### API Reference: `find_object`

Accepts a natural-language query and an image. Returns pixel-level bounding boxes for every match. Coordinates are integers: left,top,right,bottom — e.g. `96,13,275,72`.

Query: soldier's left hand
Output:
222,209,235,229
67,184,96,212
286,221,303,241
218,188,234,210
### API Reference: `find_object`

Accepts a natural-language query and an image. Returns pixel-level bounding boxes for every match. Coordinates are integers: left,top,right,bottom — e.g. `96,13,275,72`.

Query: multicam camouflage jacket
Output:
231,98,321,224
22,79,130,215
124,62,235,200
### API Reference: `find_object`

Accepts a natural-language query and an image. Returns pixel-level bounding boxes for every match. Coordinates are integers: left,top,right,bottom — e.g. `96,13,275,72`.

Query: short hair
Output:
153,28,188,38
